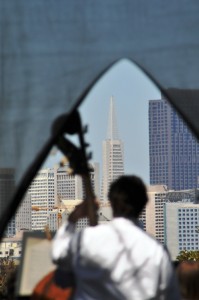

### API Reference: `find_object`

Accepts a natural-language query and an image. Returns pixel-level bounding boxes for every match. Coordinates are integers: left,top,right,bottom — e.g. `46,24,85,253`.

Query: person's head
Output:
108,175,148,219
176,261,199,300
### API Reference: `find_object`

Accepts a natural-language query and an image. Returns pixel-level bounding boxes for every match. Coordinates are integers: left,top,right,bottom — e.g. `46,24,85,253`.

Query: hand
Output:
68,199,99,224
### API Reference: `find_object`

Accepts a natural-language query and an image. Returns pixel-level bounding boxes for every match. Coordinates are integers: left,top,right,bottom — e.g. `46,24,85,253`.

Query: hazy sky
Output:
45,59,161,185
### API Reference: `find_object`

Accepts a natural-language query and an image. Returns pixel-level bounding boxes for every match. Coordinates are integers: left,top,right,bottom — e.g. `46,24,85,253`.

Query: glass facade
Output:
149,97,199,190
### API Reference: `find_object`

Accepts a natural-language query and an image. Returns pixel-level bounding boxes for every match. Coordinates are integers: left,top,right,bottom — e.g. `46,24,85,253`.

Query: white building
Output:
0,240,21,259
101,97,124,201
0,230,24,259
16,192,32,231
55,163,100,201
29,164,99,231
48,208,68,232
165,202,199,260
139,186,198,243
29,168,55,231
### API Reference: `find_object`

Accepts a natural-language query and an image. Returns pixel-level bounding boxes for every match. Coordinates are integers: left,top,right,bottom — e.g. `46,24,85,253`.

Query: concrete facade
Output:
29,164,99,231
139,185,167,244
16,193,32,231
165,202,199,260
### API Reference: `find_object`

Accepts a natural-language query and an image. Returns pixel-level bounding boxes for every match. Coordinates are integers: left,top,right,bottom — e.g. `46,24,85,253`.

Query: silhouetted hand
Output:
68,199,99,224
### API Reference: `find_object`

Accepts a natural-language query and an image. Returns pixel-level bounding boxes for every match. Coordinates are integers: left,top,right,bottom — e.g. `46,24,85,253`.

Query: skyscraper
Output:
165,202,199,260
139,185,167,244
16,192,32,231
139,185,199,246
29,163,99,230
149,96,199,190
101,97,124,201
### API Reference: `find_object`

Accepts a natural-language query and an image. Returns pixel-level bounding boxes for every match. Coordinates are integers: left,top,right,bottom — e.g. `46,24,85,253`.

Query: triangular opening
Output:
2,59,199,267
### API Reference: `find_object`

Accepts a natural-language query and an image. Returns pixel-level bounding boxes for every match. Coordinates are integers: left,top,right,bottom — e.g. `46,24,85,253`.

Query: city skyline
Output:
44,59,199,193
45,60,161,185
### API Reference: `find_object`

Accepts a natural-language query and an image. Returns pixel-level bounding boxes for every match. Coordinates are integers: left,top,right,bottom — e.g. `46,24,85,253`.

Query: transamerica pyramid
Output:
101,97,124,201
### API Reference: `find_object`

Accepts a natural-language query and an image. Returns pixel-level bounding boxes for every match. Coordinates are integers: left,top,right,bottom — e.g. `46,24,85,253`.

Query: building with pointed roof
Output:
101,97,124,201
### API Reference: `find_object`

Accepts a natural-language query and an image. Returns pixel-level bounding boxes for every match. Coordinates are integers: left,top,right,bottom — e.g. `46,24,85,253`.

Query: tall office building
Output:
29,163,99,230
139,185,199,247
165,202,199,260
149,96,199,190
29,168,54,231
16,192,32,231
55,162,100,201
101,97,124,201
139,185,167,244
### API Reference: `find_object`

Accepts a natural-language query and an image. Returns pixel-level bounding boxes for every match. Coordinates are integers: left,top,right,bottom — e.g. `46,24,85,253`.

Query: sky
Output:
44,59,161,185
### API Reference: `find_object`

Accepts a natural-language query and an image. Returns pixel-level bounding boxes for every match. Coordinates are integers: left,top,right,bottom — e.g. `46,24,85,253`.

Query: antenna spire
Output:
107,96,119,140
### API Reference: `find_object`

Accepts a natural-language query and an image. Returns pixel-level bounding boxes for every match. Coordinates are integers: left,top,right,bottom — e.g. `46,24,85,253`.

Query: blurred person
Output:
52,175,180,299
176,261,199,300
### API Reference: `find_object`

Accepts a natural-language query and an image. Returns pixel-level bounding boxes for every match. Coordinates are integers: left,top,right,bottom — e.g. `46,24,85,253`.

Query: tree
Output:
0,257,16,299
176,250,199,262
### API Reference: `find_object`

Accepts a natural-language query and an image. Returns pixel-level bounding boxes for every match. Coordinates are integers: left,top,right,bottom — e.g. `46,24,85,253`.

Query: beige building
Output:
139,185,167,244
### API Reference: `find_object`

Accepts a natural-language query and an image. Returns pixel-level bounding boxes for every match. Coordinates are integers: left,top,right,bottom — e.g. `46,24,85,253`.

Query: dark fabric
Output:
54,269,75,289
1,0,199,222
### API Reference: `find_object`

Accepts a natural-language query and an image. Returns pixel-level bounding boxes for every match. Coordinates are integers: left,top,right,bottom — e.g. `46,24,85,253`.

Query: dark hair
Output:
176,261,199,300
108,175,148,219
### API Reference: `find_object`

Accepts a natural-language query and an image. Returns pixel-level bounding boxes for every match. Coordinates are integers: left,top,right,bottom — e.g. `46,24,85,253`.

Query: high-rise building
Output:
139,185,199,247
0,168,16,237
30,168,54,231
29,163,99,230
165,202,199,260
139,185,167,244
149,96,199,190
48,208,68,232
101,97,124,201
16,192,32,231
55,162,100,201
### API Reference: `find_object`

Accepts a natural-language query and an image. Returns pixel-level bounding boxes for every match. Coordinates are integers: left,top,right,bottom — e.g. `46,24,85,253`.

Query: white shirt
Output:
52,217,180,300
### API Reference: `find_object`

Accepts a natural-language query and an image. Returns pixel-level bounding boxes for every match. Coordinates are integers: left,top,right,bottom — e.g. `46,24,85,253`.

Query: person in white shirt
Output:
52,175,180,300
